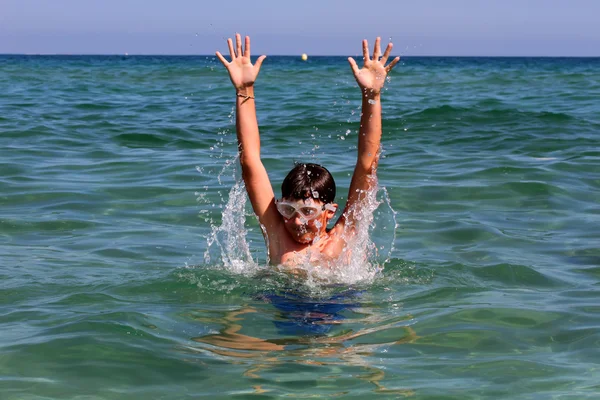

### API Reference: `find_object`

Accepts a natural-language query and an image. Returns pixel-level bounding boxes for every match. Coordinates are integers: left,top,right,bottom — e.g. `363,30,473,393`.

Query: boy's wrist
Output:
361,88,381,100
236,86,255,96
362,90,381,102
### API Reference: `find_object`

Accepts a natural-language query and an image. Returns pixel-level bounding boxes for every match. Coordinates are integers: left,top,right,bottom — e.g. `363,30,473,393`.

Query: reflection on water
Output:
259,290,363,336
188,289,417,396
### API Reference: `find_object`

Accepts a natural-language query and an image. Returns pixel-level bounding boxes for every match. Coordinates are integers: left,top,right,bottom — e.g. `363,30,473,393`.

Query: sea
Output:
1,54,599,399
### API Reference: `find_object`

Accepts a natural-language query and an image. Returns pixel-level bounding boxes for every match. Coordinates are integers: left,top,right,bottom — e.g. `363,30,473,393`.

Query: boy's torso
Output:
268,224,344,267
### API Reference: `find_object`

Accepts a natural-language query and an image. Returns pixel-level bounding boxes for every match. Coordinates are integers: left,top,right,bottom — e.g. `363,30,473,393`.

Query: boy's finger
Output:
244,36,251,57
362,40,370,63
235,33,242,57
385,56,400,72
348,57,360,76
215,51,228,66
254,55,267,70
227,38,235,59
381,42,393,64
373,37,381,59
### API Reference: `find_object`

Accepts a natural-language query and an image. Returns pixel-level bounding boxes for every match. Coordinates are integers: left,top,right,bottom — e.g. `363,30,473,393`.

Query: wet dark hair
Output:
281,163,336,204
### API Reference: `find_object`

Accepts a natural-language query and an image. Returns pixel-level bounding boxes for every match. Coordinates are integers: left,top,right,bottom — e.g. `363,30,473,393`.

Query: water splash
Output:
325,176,396,285
200,154,397,290
202,155,260,276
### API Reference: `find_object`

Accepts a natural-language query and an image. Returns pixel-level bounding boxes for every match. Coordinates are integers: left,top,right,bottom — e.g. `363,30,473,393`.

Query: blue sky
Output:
1,0,599,56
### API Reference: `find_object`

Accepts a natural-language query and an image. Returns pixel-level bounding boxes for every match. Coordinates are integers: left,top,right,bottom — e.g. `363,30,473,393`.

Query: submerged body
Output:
215,34,399,268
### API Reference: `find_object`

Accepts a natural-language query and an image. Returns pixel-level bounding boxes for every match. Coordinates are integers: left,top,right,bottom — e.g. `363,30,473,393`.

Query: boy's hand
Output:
348,37,400,99
216,34,266,91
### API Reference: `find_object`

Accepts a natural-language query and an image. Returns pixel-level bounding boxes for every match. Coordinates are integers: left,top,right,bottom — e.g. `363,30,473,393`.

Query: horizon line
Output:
1,53,600,58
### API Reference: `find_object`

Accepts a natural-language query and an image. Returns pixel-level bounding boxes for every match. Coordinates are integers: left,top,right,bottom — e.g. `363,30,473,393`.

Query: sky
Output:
1,0,599,56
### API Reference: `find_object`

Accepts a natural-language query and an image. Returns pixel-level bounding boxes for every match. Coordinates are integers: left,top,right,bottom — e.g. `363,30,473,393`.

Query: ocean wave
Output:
406,104,578,124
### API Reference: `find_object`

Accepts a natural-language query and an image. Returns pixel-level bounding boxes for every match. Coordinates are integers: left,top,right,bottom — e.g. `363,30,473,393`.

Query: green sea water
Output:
1,55,600,399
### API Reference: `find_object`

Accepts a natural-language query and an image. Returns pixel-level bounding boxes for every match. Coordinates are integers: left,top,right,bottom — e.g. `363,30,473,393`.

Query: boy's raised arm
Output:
337,37,399,229
216,34,279,229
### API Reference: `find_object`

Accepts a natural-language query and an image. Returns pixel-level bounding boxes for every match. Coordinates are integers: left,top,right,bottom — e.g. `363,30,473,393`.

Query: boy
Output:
216,34,399,267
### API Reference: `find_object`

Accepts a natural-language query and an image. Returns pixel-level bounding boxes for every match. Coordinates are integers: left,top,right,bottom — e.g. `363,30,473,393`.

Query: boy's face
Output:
278,197,337,244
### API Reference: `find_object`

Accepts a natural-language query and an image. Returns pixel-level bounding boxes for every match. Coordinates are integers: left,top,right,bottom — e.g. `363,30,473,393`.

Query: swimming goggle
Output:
275,199,336,221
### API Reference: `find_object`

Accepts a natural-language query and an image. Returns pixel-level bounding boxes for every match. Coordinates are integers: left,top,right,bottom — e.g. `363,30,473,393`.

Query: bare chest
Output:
269,231,338,267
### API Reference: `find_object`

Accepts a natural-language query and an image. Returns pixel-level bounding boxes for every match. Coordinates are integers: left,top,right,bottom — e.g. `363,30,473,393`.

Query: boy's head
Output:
279,163,338,243
281,163,336,204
